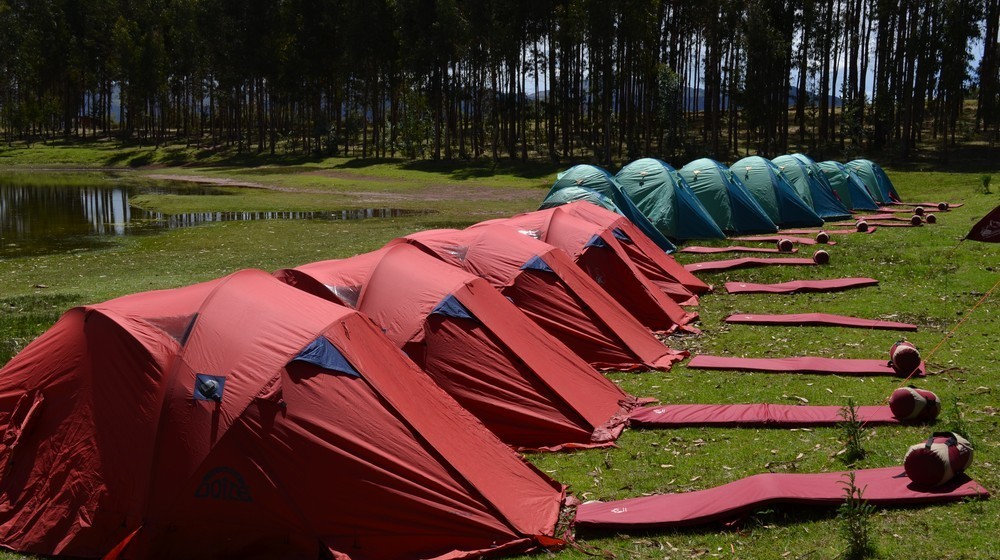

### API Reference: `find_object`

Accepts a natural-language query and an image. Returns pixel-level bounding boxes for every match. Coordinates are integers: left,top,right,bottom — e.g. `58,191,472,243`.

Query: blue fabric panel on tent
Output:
804,171,852,221
431,294,475,320
585,234,608,248
291,336,360,377
674,181,727,239
766,166,824,227
845,169,880,210
612,228,632,243
521,255,554,272
726,175,779,234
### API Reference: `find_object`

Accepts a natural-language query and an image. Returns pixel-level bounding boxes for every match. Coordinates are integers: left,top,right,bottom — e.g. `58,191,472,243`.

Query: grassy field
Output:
1,142,999,559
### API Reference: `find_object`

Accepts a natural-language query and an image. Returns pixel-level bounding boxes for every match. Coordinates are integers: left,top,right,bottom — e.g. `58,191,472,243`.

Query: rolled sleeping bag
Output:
888,387,941,421
904,432,973,487
889,340,921,376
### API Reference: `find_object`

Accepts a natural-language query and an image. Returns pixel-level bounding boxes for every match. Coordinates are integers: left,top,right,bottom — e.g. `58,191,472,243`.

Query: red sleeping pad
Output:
889,201,963,208
684,257,816,273
679,246,799,254
687,355,926,377
724,312,917,331
724,278,879,294
779,228,876,235
574,467,988,529
874,206,943,213
729,235,834,245
864,220,922,227
628,403,900,428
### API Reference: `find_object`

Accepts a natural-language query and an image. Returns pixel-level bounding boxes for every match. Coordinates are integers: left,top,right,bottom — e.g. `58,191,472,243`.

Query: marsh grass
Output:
1,151,998,559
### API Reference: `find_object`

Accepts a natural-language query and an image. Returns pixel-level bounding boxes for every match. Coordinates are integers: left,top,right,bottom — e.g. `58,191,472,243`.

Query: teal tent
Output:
677,158,778,235
816,161,880,211
539,184,621,214
541,164,676,252
616,158,726,240
772,154,852,221
847,159,901,204
730,156,824,228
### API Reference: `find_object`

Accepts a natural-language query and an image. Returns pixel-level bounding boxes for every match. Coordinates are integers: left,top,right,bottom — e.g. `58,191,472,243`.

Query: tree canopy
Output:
1,0,995,162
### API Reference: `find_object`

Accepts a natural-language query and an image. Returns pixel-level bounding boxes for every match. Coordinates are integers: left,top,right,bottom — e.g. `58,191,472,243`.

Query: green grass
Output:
1,151,999,559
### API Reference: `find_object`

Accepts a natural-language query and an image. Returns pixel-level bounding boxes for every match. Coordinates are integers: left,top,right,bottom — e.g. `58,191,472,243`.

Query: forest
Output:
0,0,997,164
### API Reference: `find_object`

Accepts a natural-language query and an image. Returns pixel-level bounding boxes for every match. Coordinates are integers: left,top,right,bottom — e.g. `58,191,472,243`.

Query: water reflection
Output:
0,181,427,258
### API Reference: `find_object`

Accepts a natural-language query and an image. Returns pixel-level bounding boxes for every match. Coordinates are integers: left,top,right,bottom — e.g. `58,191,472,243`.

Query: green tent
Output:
677,158,778,235
816,161,880,211
772,154,852,221
847,159,901,204
615,158,726,240
730,156,824,228
541,164,676,252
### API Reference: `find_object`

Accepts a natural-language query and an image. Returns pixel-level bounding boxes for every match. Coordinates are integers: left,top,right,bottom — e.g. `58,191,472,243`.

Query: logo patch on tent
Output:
195,467,253,502
194,374,226,402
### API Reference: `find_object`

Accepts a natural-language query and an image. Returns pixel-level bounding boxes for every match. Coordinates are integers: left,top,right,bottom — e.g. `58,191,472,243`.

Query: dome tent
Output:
772,154,852,220
276,244,645,451
847,159,902,204
677,158,779,235
730,156,825,228
615,158,726,240
389,225,686,371
537,183,621,214
540,164,677,253
0,270,565,559
473,204,702,329
816,161,881,211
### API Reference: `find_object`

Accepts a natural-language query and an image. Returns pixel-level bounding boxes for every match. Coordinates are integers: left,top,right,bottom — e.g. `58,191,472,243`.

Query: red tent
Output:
0,270,565,559
388,225,685,371
473,206,697,332
275,245,645,451
558,201,711,300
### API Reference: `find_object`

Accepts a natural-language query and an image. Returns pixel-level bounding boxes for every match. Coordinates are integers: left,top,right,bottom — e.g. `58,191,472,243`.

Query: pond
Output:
0,176,426,258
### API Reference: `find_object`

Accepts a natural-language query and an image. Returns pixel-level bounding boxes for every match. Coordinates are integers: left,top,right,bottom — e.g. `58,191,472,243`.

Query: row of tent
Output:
542,157,902,245
0,202,710,559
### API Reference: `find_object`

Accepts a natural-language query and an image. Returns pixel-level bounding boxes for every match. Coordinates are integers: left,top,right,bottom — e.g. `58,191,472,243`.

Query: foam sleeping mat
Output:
574,467,988,529
684,257,816,273
779,227,877,235
628,403,900,428
679,246,799,254
724,278,879,294
686,355,926,377
724,312,917,331
729,235,835,245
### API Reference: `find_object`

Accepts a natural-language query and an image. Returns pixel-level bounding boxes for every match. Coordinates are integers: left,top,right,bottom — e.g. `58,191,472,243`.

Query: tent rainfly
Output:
816,161,881,211
0,270,566,559
730,156,825,228
276,244,646,451
540,164,677,253
772,154,852,220
550,201,710,301
615,158,726,240
847,159,902,204
389,225,686,371
473,204,700,330
677,158,779,235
